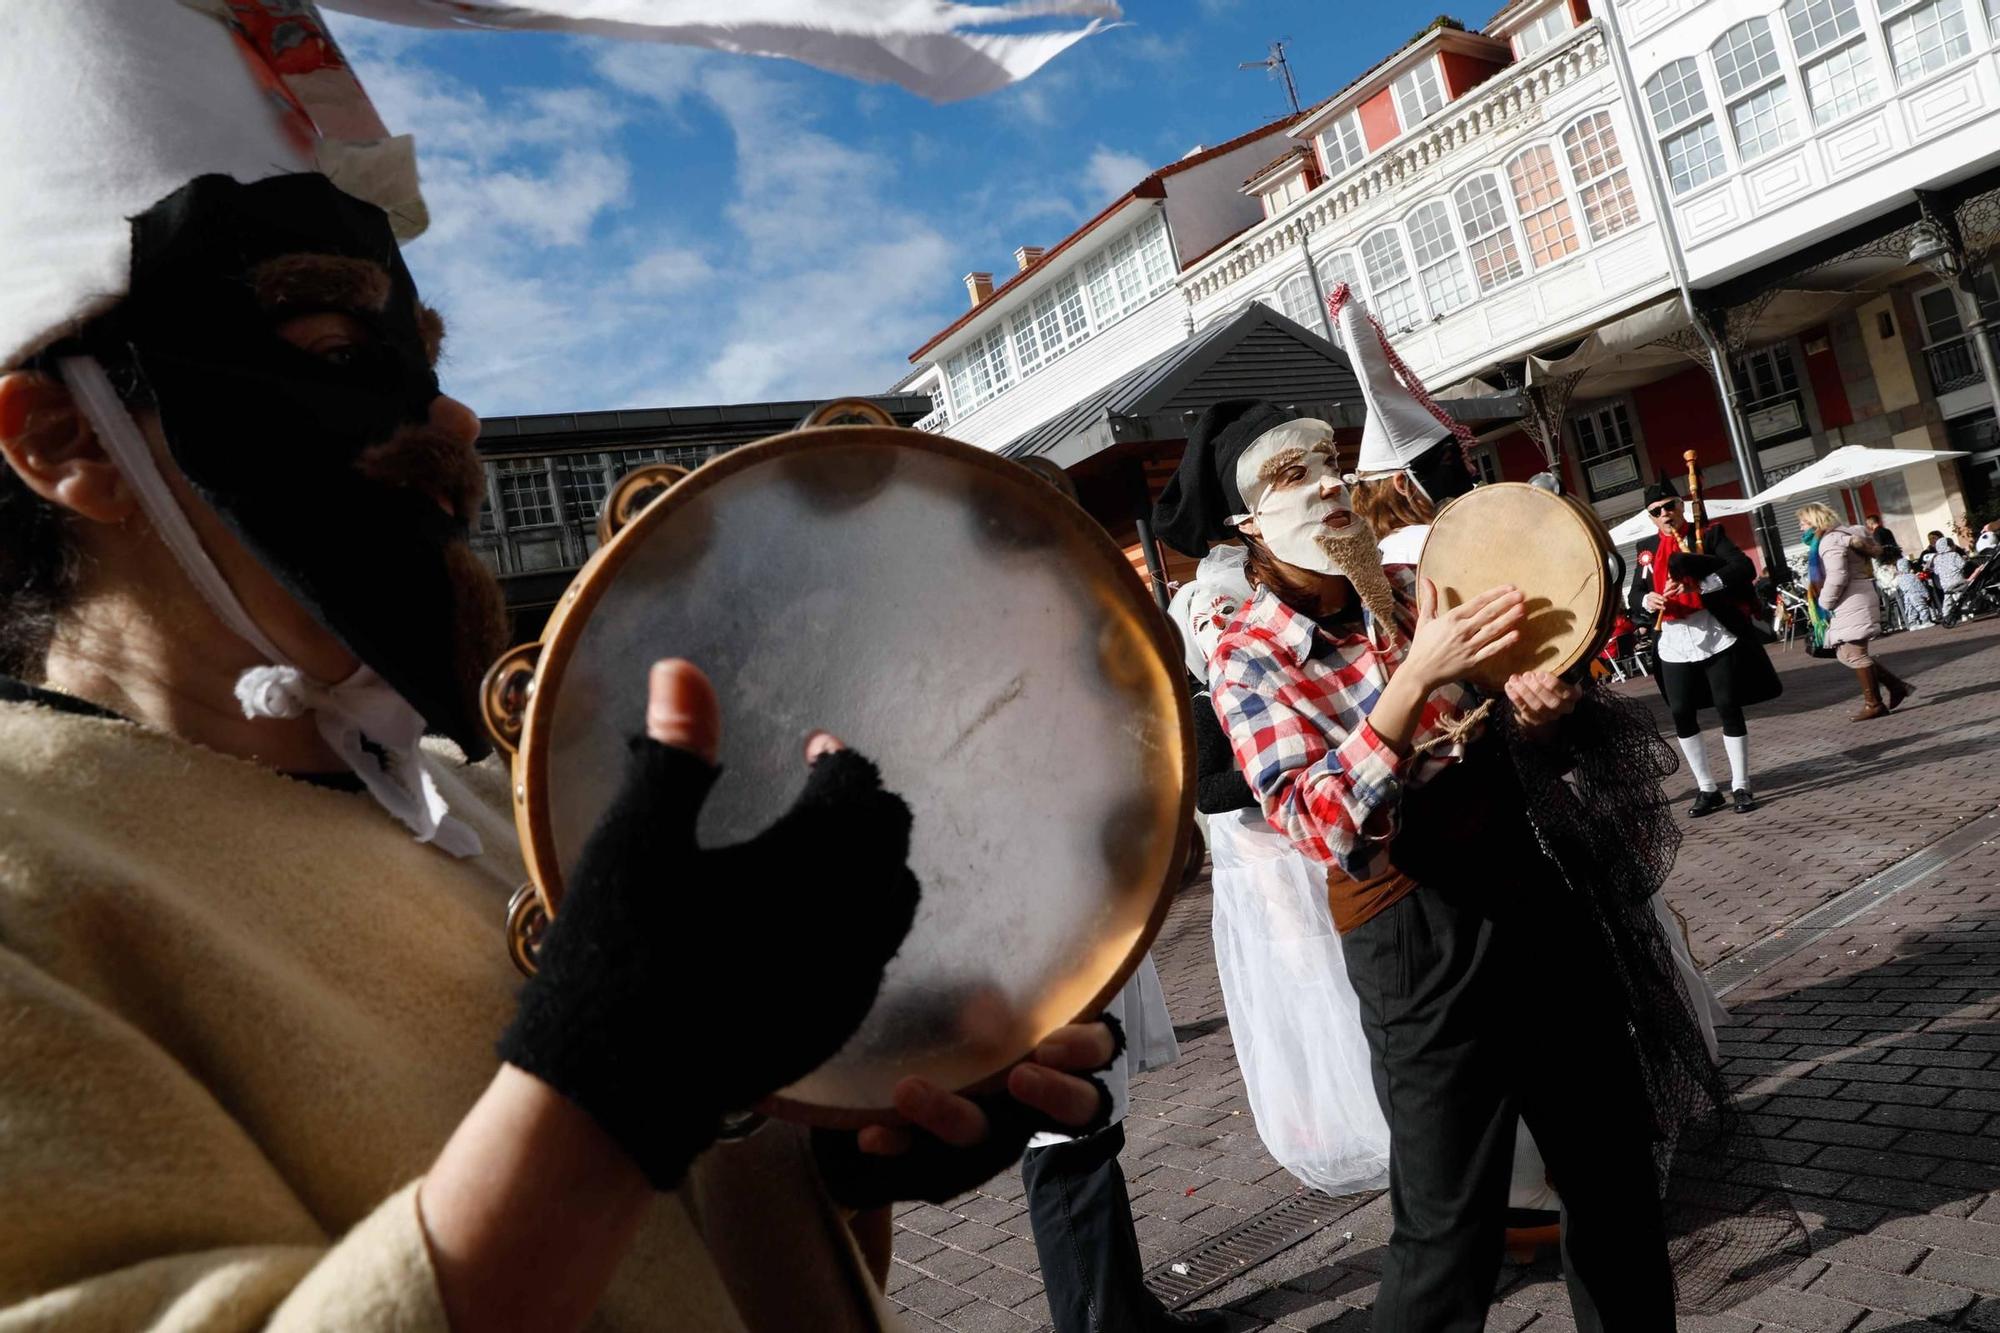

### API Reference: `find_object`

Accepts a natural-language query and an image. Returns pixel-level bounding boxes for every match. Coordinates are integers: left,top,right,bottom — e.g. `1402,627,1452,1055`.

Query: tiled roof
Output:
1243,145,1311,189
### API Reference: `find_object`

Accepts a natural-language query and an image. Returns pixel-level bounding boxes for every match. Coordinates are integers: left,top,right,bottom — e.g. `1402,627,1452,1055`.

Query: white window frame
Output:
1731,343,1812,443
1710,17,1803,161
1313,249,1367,313
1506,143,1583,269
1271,271,1320,326
1569,400,1646,499
1009,270,1092,376
1645,57,1732,195
1392,58,1447,131
1450,170,1528,292
1317,112,1367,180
1560,111,1643,241
1876,0,1975,85
944,325,1016,416
1468,443,1502,484
1082,211,1175,330
1782,0,1883,127
1359,226,1426,331
1513,5,1572,58
1404,199,1474,315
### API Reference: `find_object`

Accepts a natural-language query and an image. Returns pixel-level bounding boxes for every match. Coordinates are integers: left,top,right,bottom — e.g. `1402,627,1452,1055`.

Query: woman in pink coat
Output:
1802,502,1916,720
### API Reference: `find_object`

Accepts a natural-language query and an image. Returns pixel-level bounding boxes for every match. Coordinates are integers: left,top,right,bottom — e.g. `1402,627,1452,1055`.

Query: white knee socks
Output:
1678,735,1717,791
1724,733,1750,792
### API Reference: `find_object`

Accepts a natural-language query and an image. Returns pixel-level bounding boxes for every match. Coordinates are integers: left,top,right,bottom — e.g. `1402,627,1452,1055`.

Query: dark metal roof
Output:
998,304,1526,467
477,394,936,459
997,306,1350,464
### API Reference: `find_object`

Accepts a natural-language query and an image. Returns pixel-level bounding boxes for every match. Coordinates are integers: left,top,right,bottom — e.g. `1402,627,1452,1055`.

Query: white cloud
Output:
326,15,969,415
1079,146,1152,210
628,246,715,294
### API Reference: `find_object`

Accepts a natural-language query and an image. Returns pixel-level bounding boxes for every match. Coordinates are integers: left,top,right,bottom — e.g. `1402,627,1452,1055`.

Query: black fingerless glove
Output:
499,739,922,1190
811,1012,1126,1209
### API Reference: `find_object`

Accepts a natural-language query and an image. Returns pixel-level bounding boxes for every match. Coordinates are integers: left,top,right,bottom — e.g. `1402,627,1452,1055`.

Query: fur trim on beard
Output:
355,425,488,523
1317,525,1401,644
446,540,511,723
248,254,393,316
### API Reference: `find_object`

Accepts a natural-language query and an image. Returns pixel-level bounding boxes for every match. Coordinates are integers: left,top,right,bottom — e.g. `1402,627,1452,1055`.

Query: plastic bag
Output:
1207,811,1391,1195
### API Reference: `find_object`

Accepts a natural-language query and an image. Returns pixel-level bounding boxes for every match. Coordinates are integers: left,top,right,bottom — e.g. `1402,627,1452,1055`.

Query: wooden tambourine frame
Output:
1417,483,1624,691
479,423,1195,1125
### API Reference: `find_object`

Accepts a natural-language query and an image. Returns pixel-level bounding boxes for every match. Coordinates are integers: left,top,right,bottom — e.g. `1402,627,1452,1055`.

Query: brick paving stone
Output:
891,620,2000,1331
1812,1230,1926,1275
1809,1259,1977,1319
1912,1245,2000,1293
1733,1282,1870,1331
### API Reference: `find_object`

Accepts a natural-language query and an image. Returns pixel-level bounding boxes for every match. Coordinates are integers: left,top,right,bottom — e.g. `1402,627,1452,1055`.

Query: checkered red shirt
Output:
1208,566,1482,878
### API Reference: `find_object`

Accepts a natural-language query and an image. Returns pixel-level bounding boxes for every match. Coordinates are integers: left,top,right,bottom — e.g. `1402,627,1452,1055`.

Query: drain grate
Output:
1704,808,1999,998
1144,1188,1377,1309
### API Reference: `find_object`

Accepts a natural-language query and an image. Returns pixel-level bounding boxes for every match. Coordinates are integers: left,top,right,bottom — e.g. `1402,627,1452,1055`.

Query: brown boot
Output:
1853,667,1887,720
1879,664,1915,710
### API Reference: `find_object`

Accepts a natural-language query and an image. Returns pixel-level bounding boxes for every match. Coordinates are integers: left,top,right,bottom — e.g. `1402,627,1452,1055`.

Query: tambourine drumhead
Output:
1417,483,1618,691
514,426,1193,1125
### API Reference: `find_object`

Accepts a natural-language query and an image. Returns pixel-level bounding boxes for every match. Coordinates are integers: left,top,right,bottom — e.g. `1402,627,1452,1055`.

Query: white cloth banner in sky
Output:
319,0,1120,101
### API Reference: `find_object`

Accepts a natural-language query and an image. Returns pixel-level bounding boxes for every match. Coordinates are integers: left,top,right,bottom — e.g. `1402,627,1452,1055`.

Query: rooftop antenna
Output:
1239,39,1301,116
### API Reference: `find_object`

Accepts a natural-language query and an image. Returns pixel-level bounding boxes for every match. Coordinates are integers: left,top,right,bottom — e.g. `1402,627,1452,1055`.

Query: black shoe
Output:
1689,788,1726,818
1732,788,1757,813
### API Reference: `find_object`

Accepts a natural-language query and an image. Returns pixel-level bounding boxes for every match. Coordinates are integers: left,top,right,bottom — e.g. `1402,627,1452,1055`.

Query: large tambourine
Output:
482,424,1194,1125
1417,483,1623,691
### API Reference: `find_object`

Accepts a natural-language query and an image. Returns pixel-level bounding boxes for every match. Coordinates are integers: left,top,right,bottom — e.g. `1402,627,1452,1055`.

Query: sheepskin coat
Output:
0,693,895,1332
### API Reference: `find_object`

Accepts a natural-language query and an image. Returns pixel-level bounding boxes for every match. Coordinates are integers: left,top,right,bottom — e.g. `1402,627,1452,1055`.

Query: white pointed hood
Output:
0,0,423,373
1333,289,1462,481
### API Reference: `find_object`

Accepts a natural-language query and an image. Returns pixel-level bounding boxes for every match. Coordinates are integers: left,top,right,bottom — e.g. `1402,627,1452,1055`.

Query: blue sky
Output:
326,3,1455,416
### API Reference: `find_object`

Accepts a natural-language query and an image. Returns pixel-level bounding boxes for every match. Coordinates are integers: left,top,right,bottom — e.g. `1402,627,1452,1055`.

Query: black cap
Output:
1642,477,1682,507
1151,400,1297,557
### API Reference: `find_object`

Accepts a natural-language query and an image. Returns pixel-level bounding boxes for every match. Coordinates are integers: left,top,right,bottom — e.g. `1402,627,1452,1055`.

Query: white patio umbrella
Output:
1606,496,1757,545
1743,445,1968,508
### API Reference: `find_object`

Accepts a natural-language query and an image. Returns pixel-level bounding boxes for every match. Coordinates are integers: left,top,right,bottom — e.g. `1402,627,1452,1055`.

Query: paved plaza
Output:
888,614,2000,1332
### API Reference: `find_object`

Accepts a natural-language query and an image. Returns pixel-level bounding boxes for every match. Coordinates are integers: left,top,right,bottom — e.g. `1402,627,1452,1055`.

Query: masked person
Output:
1626,478,1781,816
1150,399,1678,1333
0,5,1120,1329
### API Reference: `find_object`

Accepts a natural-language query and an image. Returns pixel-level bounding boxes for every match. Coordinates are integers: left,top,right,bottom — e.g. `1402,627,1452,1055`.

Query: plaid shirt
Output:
1208,567,1483,878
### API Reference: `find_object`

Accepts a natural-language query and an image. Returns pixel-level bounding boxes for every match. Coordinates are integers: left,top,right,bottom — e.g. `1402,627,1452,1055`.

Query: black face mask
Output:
101,173,498,757
1406,436,1477,508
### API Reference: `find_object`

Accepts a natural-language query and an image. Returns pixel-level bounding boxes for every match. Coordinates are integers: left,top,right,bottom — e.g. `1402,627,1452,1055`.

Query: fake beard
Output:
1259,509,1401,638
1316,525,1401,640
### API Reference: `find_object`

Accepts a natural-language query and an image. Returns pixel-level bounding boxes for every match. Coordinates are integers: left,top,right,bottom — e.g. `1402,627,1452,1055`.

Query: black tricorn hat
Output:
1642,477,1682,508
1151,399,1298,557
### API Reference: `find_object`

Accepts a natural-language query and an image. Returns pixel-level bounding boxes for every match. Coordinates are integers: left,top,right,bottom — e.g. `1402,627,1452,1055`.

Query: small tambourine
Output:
482,421,1194,1126
1418,483,1624,691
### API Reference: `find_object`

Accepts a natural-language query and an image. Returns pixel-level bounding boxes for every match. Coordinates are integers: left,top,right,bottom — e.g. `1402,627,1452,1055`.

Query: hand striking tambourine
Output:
1417,483,1624,691
481,408,1194,1126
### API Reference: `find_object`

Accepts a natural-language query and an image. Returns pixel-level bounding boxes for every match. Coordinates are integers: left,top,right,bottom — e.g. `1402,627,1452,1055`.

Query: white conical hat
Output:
1332,290,1459,480
0,0,423,372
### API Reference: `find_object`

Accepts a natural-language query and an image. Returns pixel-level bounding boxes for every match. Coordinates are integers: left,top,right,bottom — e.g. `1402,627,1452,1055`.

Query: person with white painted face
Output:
1152,400,1675,1333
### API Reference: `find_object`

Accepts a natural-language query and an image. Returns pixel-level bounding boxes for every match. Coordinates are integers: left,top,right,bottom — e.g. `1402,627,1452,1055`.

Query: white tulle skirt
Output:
1206,808,1727,1204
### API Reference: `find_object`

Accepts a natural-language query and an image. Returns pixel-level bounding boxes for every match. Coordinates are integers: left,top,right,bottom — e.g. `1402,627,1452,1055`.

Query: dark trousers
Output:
1022,1122,1177,1333
1340,878,1675,1332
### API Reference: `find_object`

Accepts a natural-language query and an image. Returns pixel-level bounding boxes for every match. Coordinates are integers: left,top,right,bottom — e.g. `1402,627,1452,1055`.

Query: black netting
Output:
1499,683,1810,1313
